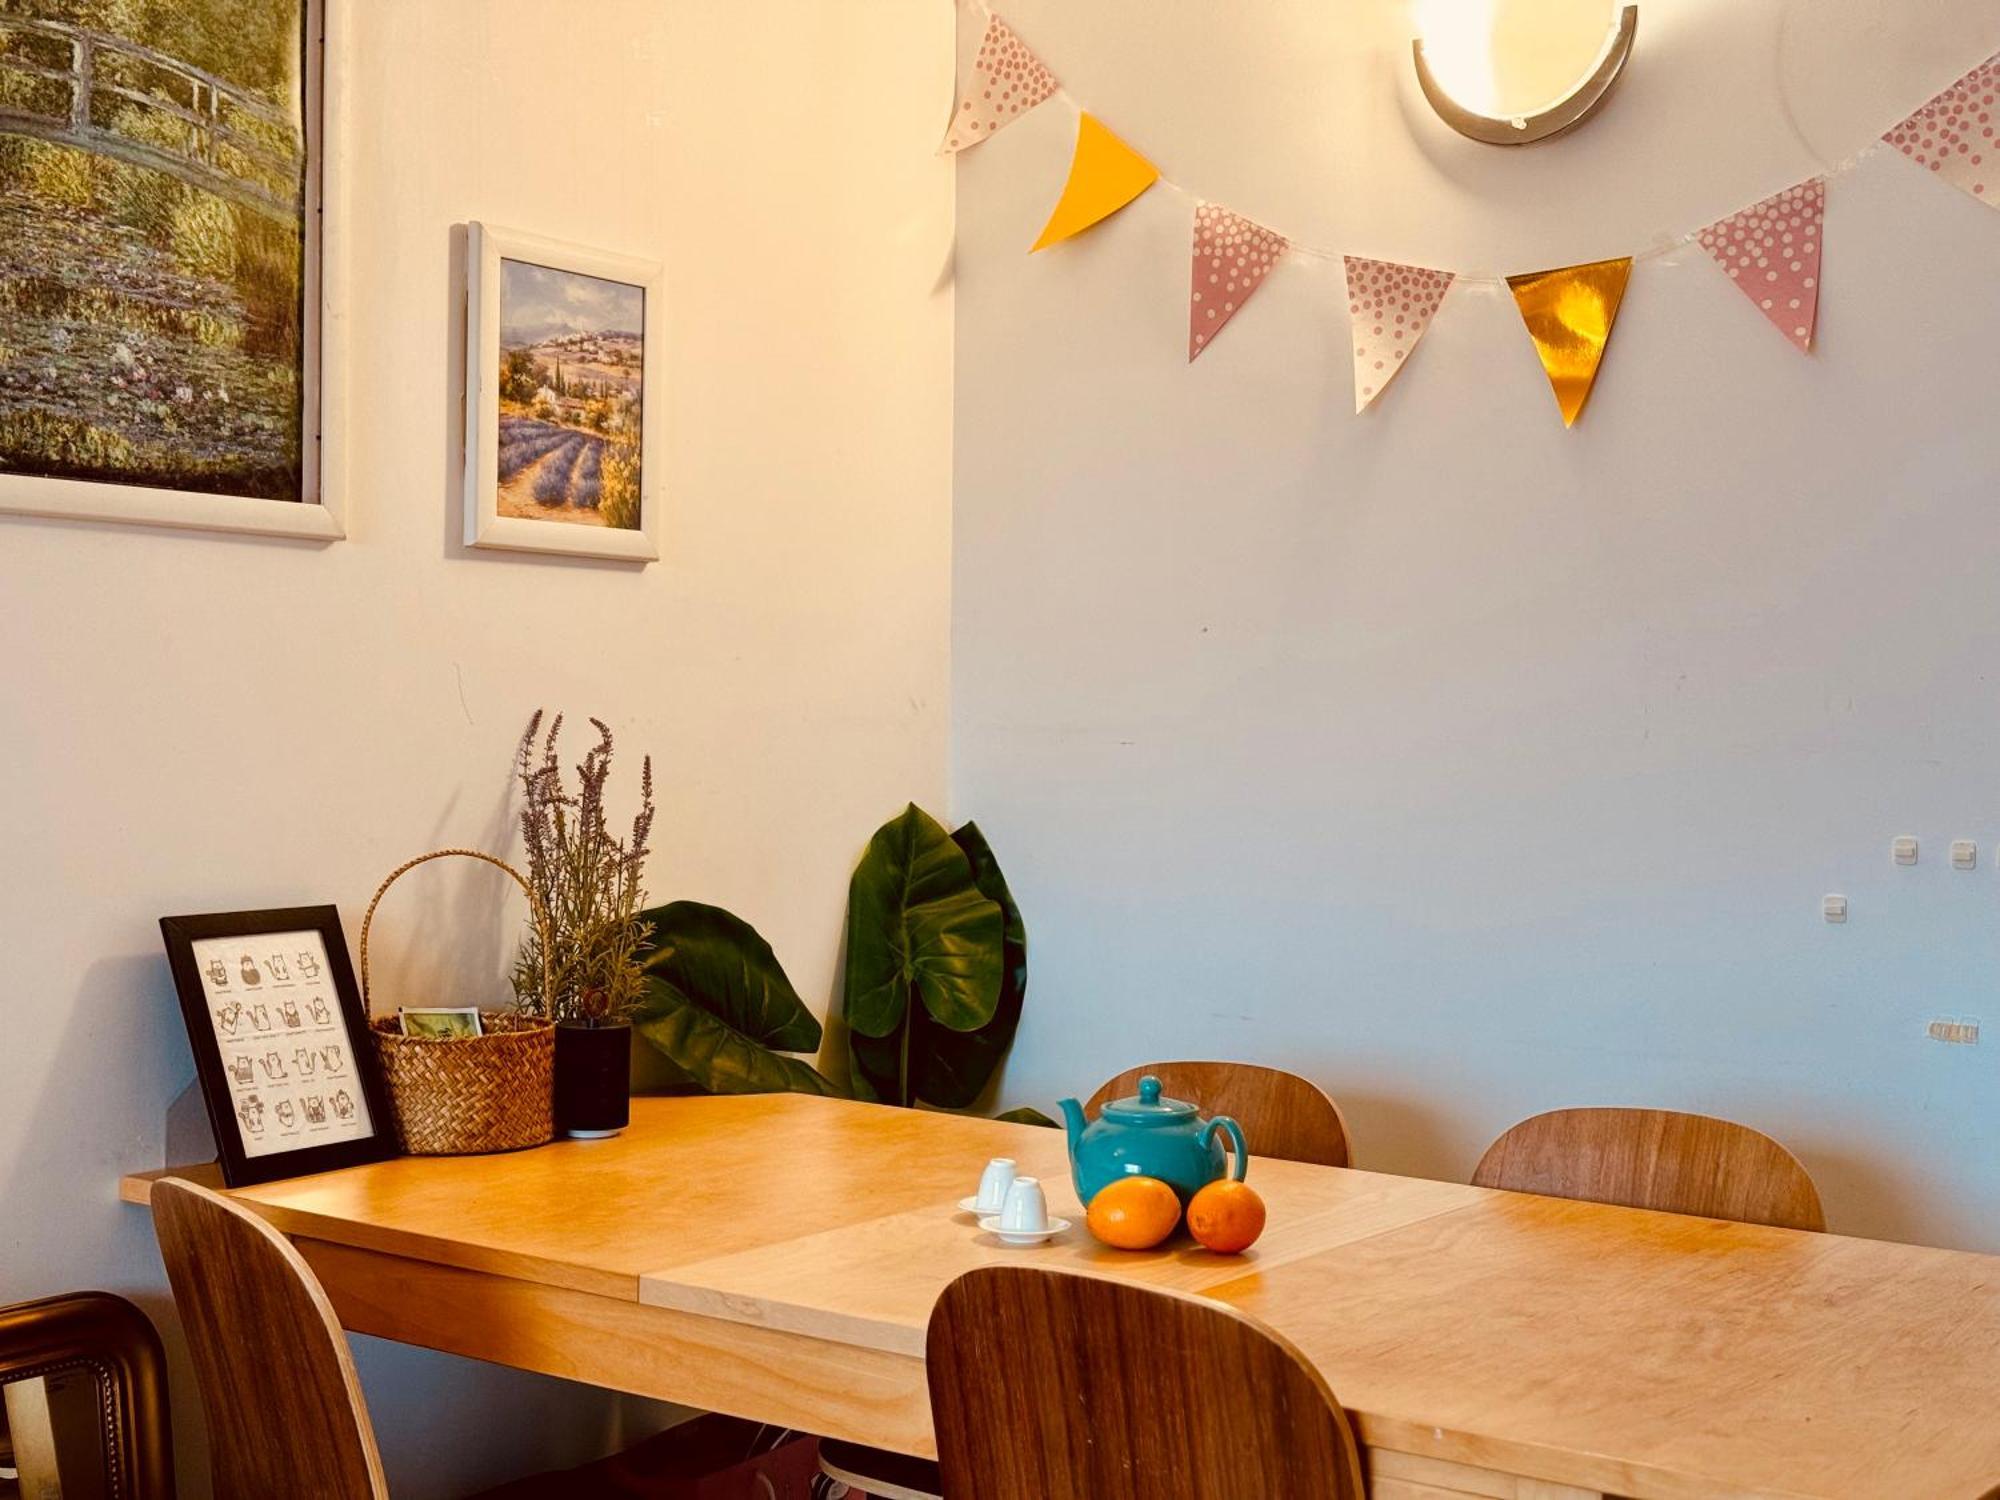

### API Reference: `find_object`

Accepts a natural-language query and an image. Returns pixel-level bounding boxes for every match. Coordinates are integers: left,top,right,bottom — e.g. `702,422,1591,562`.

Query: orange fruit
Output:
1085,1175,1182,1250
1186,1180,1266,1254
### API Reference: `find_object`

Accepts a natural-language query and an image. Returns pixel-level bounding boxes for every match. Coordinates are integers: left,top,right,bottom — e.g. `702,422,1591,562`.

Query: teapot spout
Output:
1057,1096,1087,1157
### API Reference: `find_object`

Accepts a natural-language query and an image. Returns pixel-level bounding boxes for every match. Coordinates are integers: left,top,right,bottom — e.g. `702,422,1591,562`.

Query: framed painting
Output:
160,905,396,1186
463,221,661,562
0,0,346,540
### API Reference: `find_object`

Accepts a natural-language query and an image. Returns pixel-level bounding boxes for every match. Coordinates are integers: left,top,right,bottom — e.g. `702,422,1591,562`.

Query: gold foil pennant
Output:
1032,113,1159,252
1506,257,1632,427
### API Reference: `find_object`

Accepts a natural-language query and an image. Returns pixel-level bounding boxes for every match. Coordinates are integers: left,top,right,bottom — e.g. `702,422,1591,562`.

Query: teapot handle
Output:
1201,1115,1249,1182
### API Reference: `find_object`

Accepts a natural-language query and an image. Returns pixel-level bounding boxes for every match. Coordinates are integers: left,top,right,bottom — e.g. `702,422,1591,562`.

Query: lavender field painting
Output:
496,259,643,531
0,0,309,502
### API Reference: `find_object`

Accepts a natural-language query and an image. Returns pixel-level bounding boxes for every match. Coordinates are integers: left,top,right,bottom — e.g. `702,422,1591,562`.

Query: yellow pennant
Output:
1506,257,1632,427
1031,113,1159,252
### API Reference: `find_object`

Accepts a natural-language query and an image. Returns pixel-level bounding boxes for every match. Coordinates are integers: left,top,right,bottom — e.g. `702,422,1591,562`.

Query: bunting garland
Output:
1031,113,1158,252
1883,53,2000,208
1343,257,1453,412
945,9,2000,425
1508,259,1632,428
943,17,1057,154
1696,179,1824,353
1189,205,1287,361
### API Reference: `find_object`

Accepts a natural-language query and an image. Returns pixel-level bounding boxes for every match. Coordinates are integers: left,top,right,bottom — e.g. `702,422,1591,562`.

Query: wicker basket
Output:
361,849,556,1156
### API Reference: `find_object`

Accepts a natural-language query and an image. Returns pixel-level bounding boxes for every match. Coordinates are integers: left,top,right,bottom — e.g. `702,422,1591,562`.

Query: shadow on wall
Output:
366,775,520,1018
1789,1141,1926,1247
1322,1086,1459,1178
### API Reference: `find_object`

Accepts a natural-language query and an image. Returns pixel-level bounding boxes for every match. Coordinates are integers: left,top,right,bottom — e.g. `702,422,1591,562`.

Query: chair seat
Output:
818,1439,942,1500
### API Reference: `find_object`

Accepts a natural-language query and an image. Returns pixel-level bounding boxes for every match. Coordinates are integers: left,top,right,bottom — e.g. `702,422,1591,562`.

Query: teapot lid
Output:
1100,1075,1197,1123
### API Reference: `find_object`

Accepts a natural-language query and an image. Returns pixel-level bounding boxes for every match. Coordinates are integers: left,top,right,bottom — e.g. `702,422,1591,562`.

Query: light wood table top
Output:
121,1092,2000,1500
1214,1189,2000,1500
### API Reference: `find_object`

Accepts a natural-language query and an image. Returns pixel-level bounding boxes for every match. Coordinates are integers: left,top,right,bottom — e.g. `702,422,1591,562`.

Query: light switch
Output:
1953,840,1978,870
1893,836,1919,866
1823,894,1848,923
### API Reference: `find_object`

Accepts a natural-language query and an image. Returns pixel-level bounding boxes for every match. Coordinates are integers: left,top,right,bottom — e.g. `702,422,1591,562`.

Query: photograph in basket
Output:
160,905,397,1187
399,1007,484,1039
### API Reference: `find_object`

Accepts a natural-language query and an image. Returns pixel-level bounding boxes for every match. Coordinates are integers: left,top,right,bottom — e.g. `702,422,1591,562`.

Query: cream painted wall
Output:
0,1,952,1494
956,0,2000,1251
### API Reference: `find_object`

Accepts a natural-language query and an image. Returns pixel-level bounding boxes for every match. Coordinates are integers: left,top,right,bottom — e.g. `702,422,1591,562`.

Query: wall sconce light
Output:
1412,2,1637,145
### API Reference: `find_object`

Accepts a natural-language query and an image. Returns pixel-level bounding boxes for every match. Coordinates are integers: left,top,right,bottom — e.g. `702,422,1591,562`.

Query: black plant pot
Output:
554,1022,631,1138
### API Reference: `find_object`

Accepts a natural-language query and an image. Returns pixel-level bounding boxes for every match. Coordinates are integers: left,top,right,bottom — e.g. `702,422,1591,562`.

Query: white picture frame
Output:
462,222,661,563
0,0,349,542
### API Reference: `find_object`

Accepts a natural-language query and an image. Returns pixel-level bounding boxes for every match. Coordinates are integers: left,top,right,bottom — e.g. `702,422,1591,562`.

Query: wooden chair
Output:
153,1178,644,1499
152,1176,389,1499
1471,1106,1826,1232
822,1059,1356,1499
927,1266,1364,1499
1086,1060,1353,1168
0,1292,175,1498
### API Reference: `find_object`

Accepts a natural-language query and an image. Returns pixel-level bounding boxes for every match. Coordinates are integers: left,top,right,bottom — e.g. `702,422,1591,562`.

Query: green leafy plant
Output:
629,804,1044,1120
631,902,838,1095
846,806,1027,1112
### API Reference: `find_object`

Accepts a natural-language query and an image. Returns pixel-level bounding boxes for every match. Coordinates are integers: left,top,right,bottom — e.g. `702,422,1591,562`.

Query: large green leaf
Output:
909,822,1029,1109
842,804,1002,1039
634,902,837,1095
845,1014,909,1107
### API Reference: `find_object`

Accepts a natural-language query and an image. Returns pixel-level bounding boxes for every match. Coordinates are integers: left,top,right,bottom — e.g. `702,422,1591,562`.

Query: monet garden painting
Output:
0,0,311,506
495,259,645,532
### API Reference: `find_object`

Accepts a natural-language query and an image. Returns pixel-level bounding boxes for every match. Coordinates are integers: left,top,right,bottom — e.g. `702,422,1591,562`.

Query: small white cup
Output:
975,1157,1018,1213
998,1175,1049,1234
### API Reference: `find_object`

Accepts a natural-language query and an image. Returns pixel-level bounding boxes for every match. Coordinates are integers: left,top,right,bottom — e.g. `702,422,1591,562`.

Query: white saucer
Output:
959,1195,1007,1216
977,1214,1071,1246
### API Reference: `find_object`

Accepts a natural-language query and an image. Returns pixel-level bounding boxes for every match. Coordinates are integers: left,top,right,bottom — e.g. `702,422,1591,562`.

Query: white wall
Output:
957,0,2000,1251
0,1,953,1494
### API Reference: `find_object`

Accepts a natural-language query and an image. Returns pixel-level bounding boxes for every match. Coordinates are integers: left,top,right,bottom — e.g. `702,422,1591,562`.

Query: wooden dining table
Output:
121,1092,2000,1500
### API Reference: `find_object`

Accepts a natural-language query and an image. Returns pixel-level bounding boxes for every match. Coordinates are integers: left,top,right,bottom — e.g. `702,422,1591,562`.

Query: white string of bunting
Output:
943,6,2000,426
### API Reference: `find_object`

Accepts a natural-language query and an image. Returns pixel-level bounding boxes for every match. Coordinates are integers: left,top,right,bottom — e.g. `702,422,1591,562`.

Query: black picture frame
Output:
160,905,396,1187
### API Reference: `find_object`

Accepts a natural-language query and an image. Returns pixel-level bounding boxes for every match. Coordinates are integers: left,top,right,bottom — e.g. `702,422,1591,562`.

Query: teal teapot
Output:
1058,1075,1248,1207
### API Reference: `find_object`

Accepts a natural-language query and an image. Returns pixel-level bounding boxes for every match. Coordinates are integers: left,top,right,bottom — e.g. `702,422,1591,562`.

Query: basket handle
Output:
359,848,554,1018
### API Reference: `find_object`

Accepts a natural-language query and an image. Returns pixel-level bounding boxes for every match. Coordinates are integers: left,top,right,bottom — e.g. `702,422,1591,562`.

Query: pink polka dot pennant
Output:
1883,53,2000,208
943,17,1059,154
1695,178,1824,354
1342,256,1454,413
1188,204,1287,362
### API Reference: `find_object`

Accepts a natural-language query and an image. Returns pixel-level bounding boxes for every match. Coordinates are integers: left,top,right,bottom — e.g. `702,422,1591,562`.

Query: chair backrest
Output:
151,1177,389,1499
927,1266,1363,1500
1085,1060,1352,1168
0,1292,175,1499
1471,1106,1825,1232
